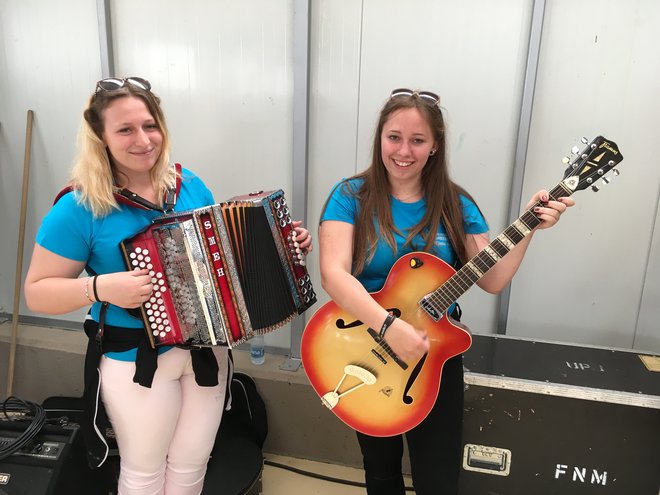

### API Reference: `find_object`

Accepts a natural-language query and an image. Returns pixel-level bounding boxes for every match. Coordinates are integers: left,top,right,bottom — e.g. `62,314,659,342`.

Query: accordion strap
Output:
53,163,183,212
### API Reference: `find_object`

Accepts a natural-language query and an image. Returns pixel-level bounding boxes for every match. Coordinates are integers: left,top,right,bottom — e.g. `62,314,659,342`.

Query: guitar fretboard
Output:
421,181,574,317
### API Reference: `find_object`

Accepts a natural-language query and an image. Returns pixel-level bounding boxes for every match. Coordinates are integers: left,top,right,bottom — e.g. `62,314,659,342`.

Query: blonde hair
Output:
69,83,175,217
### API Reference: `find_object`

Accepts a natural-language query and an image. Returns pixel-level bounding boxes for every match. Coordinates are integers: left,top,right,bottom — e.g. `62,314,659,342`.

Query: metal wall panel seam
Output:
496,0,546,335
96,0,114,78
287,0,312,365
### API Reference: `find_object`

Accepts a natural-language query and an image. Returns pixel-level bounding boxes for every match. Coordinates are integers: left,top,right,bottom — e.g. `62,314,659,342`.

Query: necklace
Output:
392,189,423,203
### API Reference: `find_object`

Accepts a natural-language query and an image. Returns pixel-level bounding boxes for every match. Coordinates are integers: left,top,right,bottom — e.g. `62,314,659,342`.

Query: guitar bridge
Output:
367,328,408,370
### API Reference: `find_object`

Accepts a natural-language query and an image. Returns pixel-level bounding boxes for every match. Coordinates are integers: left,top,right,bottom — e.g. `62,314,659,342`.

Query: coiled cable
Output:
0,396,46,460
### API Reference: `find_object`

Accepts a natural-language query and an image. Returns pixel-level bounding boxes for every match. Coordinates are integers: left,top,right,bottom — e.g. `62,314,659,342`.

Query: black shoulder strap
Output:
53,163,182,213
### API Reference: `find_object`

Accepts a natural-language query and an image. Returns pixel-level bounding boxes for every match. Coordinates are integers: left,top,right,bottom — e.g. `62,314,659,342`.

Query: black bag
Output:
223,372,268,448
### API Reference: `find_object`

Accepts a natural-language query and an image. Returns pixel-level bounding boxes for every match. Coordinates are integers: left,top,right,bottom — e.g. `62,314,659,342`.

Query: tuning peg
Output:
571,146,580,154
591,185,599,192
581,137,589,144
562,156,571,164
602,177,611,185
612,169,620,176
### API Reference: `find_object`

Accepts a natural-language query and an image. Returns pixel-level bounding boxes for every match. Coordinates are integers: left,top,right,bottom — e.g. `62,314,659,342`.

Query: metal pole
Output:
497,0,546,334
282,0,311,371
97,0,114,77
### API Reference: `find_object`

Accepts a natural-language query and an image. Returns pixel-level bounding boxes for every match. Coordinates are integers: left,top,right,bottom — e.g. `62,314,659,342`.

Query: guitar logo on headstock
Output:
563,135,623,193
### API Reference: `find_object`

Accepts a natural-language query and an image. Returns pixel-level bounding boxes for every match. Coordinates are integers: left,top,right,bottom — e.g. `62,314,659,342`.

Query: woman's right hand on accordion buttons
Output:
95,269,154,308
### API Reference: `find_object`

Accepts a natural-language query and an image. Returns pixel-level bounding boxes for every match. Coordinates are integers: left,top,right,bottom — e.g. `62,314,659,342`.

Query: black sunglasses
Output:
390,88,440,106
95,77,152,94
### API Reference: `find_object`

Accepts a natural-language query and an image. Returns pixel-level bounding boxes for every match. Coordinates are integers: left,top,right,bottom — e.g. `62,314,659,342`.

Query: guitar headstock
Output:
561,136,624,193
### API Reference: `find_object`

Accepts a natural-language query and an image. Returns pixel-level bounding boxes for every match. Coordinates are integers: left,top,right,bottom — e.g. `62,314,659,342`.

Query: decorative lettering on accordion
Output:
120,189,317,348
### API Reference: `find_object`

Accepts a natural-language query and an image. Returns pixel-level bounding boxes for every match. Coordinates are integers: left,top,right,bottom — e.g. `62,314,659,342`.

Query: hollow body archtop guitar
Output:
301,136,624,437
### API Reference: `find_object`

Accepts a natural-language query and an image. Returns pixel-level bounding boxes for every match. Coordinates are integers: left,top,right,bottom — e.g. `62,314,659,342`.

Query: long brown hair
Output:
69,81,174,217
327,93,480,276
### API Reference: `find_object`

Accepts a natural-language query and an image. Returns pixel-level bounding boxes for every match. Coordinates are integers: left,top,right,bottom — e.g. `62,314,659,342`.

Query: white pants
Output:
100,347,229,495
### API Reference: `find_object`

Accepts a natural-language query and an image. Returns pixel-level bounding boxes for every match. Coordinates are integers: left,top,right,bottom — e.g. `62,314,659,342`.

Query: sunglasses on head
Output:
95,77,152,94
390,88,440,106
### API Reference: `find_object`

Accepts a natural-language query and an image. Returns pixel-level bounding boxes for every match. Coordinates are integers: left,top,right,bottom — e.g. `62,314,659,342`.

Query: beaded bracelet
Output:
84,277,94,303
379,312,396,338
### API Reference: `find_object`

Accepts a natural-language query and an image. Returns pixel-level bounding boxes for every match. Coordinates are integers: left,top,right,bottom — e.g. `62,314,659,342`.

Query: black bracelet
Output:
92,275,101,303
379,313,396,338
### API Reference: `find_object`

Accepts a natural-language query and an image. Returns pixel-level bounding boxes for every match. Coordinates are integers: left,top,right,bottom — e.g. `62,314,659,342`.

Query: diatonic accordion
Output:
120,190,316,348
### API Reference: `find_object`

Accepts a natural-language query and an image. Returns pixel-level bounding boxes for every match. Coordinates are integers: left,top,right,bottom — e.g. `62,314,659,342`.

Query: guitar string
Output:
335,157,610,394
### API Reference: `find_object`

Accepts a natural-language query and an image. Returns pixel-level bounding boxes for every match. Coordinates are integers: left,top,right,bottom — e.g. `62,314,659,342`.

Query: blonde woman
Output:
25,77,311,494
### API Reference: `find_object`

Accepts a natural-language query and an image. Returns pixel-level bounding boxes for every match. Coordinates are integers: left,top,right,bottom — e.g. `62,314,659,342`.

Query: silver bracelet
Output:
84,277,94,303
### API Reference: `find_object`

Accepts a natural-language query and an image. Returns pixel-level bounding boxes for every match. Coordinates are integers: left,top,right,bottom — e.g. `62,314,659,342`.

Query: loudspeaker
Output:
0,420,95,495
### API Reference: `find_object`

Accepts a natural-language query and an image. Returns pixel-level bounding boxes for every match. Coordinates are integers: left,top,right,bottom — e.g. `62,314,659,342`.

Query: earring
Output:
429,149,436,156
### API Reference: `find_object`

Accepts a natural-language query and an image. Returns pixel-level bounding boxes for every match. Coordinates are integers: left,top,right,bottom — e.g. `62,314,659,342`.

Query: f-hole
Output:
402,354,427,404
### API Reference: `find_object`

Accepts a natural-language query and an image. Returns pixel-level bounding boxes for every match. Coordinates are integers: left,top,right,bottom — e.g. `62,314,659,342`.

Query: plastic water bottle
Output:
250,335,265,365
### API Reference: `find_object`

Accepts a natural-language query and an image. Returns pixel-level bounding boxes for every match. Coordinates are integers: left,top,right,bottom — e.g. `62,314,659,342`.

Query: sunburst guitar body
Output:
302,252,468,437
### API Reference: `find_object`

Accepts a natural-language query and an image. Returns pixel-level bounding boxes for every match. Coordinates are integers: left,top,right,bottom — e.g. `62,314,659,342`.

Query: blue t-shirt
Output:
321,178,489,292
36,167,215,360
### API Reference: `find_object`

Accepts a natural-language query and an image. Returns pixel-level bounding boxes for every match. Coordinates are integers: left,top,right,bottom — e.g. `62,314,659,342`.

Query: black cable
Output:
263,458,416,492
0,396,47,460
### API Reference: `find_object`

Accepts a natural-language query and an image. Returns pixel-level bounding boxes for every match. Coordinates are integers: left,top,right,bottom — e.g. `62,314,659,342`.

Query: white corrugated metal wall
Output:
1,0,658,353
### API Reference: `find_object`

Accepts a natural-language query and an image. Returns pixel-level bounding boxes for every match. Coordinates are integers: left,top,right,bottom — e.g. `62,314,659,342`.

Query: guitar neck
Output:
425,180,575,315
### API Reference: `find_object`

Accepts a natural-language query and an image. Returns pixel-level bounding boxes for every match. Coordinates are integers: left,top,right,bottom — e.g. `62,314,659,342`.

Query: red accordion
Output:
120,190,316,348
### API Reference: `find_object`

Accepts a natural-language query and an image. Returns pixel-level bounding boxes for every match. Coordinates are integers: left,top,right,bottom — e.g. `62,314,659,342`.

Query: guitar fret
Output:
471,254,491,273
505,226,524,244
491,238,510,257
512,219,531,237
521,210,541,229
552,184,570,198
518,214,535,231
430,181,580,311
460,266,480,285
463,263,481,279
483,245,501,262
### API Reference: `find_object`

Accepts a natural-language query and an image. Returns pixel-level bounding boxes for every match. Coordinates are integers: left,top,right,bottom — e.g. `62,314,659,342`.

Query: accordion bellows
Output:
121,190,316,348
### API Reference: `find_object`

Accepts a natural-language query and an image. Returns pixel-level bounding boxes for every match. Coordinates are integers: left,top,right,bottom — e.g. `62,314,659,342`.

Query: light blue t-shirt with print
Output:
36,167,215,360
320,178,489,292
